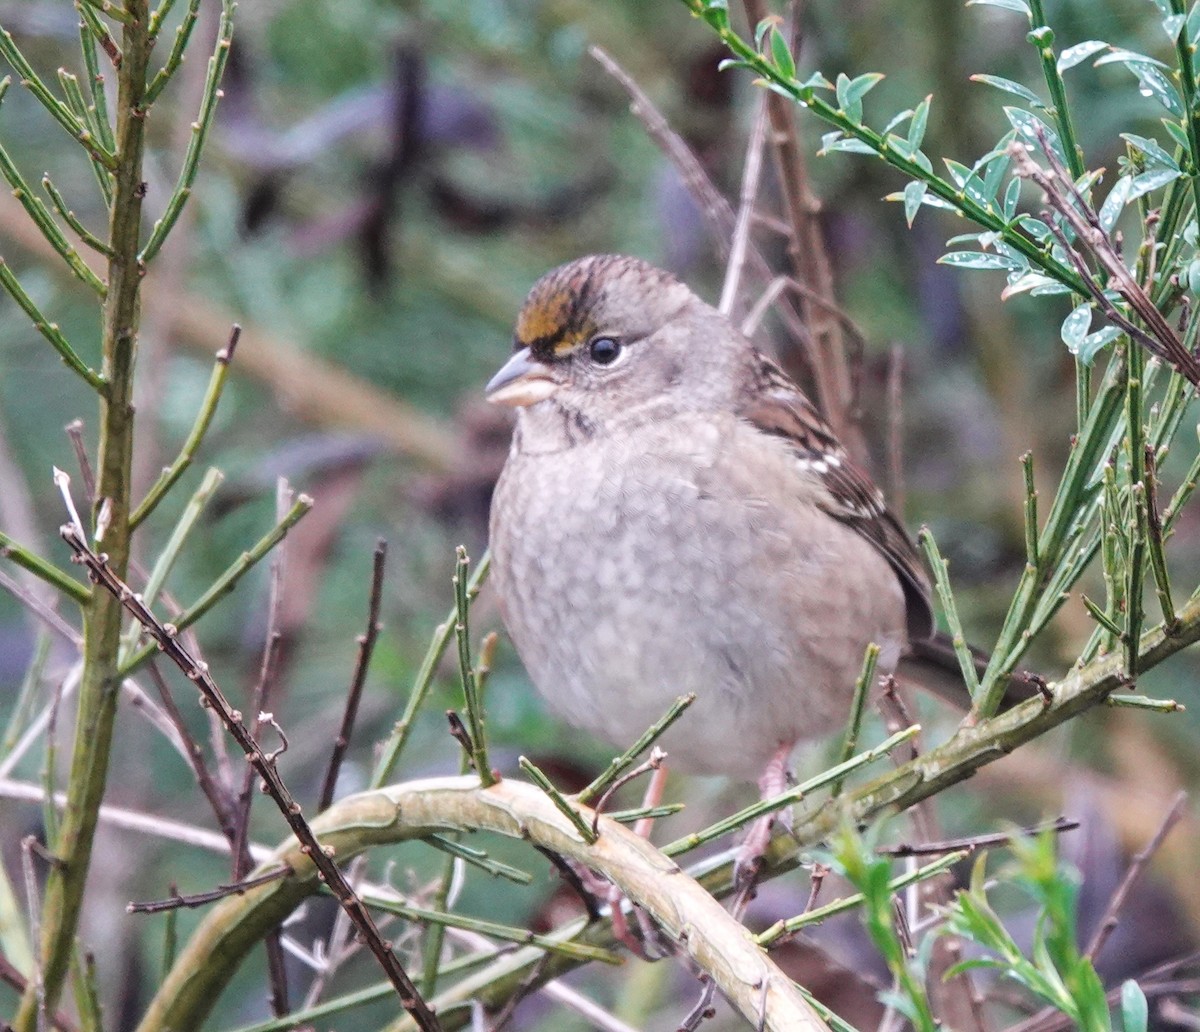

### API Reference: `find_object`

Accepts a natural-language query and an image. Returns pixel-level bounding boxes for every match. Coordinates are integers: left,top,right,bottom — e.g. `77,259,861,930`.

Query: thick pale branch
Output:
137,778,830,1032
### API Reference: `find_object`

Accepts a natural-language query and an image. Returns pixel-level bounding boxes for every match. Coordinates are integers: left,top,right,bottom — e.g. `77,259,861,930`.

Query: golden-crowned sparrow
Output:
486,254,935,787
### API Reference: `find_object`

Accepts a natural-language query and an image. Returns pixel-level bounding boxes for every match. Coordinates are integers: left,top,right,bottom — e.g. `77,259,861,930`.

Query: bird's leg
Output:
731,742,793,917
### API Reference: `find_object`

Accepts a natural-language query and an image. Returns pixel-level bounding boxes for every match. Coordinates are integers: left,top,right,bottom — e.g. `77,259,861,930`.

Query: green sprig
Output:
519,756,597,844
117,497,313,677
130,332,238,528
0,260,105,392
140,0,233,261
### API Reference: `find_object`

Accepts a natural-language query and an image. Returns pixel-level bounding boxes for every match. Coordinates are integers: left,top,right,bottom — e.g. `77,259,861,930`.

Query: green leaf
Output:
944,158,972,188
966,0,1031,13
1093,48,1170,70
754,15,776,50
820,132,877,155
1187,258,1200,294
883,107,915,134
1003,270,1069,297
1163,118,1190,150
1128,166,1183,198
909,94,931,149
903,180,926,226
982,150,1011,201
1057,40,1110,71
799,70,835,91
1120,132,1179,170
1061,306,1120,363
1161,13,1186,40
698,0,730,30
1077,327,1122,363
1121,980,1148,1032
1073,959,1113,1032
884,188,957,212
835,71,884,123
1130,64,1185,114
971,74,1043,105
1061,302,1092,349
768,25,795,79
1003,176,1021,217
1098,175,1134,232
939,250,1023,270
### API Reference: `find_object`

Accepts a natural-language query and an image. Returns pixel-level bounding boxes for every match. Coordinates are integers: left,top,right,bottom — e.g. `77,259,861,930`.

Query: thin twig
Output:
1011,138,1200,383
877,816,1078,856
128,866,292,914
719,91,770,317
143,660,239,846
371,553,491,789
63,421,95,505
320,538,388,811
588,43,814,354
1084,790,1188,961
130,325,240,529
577,693,695,805
453,547,494,785
59,525,443,1031
741,0,864,460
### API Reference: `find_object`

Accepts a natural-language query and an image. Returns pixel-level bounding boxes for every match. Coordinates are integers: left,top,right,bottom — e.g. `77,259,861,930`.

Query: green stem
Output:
143,0,200,104
518,757,597,844
0,531,91,606
0,27,116,169
78,0,133,26
357,890,620,965
973,356,1127,717
1169,0,1200,221
117,497,312,677
576,692,695,804
663,724,920,857
832,643,878,797
130,331,237,528
1125,351,1147,675
0,120,107,295
0,259,106,391
1026,0,1085,180
139,0,232,260
918,528,983,700
14,5,152,1026
452,548,492,785
76,21,115,154
41,175,114,257
682,0,1087,294
755,849,967,945
370,552,491,789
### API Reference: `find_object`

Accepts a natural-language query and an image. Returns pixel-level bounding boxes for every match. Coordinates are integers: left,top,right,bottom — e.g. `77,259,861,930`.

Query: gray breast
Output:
488,411,906,780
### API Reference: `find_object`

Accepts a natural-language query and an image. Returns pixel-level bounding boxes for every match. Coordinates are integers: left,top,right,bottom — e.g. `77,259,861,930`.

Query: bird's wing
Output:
737,353,934,641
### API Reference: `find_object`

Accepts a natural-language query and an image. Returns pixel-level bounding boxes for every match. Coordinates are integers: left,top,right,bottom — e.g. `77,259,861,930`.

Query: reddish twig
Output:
877,816,1079,857
63,420,95,506
318,538,387,811
1084,790,1188,961
1010,138,1200,383
127,865,292,914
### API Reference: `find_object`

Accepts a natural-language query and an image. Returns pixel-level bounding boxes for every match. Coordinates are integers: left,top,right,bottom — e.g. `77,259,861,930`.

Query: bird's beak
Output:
485,347,560,407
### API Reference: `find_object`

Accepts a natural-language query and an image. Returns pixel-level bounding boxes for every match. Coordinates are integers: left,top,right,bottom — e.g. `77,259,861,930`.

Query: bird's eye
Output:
588,336,622,365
